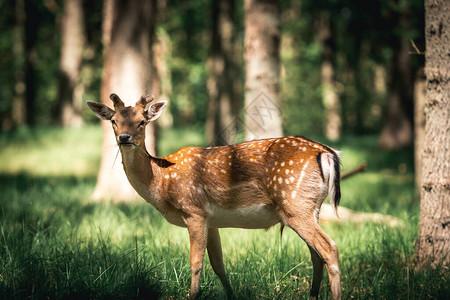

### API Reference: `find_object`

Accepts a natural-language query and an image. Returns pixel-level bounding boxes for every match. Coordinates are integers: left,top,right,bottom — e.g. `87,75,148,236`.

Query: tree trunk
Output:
152,27,173,129
413,68,426,192
244,0,283,141
378,9,413,150
318,12,341,141
23,0,39,126
206,0,241,146
416,0,450,266
11,0,26,128
92,0,158,202
56,0,85,127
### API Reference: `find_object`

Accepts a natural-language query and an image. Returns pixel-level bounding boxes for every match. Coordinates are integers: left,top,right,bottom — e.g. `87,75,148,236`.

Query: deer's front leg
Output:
185,216,208,300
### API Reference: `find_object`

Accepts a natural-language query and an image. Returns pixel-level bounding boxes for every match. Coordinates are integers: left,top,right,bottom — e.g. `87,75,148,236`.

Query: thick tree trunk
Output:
206,0,241,146
318,12,341,141
378,9,413,150
413,68,426,192
244,0,283,141
416,0,450,266
92,0,158,202
56,0,85,127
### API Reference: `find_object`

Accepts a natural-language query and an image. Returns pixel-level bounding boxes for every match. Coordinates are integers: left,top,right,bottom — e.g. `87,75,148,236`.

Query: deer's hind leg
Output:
207,227,234,298
278,202,341,300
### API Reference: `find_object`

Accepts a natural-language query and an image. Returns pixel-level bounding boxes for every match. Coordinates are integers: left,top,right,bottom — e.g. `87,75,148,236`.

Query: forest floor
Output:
0,126,448,299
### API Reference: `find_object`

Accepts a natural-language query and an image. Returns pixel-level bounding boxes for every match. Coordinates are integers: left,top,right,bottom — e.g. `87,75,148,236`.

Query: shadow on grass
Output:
1,172,448,300
0,172,165,300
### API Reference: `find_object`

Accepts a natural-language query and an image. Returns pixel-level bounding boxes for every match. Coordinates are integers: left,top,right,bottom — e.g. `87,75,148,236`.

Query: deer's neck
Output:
120,146,162,204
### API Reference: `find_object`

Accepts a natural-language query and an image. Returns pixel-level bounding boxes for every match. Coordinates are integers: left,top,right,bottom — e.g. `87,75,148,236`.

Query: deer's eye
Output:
138,120,146,128
111,119,116,125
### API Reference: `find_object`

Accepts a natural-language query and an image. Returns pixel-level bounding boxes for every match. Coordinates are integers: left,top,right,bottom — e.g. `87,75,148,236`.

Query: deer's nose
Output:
118,134,131,143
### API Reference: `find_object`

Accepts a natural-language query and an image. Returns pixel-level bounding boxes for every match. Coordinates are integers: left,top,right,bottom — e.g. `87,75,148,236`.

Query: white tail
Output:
321,151,341,217
87,94,342,300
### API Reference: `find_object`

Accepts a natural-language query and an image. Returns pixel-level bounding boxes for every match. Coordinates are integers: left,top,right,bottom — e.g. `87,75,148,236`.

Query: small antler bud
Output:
110,93,124,108
137,94,154,109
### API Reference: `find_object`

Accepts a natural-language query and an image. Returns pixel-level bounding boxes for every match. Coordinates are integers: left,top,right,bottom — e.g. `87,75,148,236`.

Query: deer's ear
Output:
87,101,115,120
146,101,167,121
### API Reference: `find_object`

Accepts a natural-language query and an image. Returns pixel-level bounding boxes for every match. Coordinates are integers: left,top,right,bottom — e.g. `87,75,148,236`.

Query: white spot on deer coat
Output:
291,161,310,199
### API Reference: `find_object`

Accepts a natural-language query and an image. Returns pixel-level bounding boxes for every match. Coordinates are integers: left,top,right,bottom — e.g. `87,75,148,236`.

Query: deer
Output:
87,93,342,300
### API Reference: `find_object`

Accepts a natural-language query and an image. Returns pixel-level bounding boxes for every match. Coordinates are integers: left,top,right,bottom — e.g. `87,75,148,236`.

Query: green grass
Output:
0,126,448,299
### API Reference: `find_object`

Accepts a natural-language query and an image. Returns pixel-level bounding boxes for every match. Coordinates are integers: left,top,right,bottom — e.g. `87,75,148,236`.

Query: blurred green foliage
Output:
0,0,424,137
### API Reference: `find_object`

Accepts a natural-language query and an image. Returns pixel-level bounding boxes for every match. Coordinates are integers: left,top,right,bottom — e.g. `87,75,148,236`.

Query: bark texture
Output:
416,0,450,266
244,0,283,141
56,0,85,127
93,0,158,201
414,68,426,191
206,0,241,146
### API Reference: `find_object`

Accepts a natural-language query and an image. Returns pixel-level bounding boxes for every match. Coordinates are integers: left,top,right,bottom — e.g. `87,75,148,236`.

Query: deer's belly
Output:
206,204,280,229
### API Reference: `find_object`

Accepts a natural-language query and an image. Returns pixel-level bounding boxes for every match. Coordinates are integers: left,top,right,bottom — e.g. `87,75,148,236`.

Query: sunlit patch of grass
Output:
0,126,102,177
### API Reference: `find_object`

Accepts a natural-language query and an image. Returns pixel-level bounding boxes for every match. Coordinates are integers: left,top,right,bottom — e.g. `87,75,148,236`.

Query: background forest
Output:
0,0,424,140
1,0,449,299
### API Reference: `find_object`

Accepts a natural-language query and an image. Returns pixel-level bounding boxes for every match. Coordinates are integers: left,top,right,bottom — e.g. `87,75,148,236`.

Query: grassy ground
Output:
0,126,448,299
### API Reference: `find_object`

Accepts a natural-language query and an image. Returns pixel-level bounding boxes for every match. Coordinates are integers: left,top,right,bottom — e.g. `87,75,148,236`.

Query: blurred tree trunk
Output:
378,9,413,150
416,0,450,266
413,68,426,192
149,0,174,152
56,0,85,127
318,12,341,141
23,0,39,126
92,0,158,202
11,0,26,127
206,0,241,146
244,0,282,140
152,27,173,130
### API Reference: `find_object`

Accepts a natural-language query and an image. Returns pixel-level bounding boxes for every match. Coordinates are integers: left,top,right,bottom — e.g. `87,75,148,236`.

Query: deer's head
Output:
87,93,167,150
